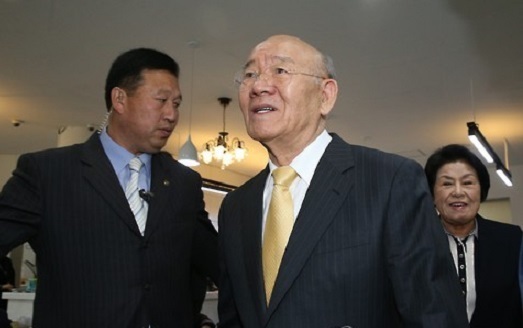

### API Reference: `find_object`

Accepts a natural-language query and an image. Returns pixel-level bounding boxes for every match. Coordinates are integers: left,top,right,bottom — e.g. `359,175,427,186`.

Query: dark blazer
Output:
470,216,522,328
218,133,468,328
0,134,219,327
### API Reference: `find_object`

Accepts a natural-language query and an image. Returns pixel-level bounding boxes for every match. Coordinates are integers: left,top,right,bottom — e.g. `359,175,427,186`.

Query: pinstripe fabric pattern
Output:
218,133,469,328
0,134,219,327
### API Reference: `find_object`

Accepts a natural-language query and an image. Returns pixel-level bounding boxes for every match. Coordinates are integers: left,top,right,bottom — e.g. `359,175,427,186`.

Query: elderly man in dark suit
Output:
0,48,218,327
217,34,468,328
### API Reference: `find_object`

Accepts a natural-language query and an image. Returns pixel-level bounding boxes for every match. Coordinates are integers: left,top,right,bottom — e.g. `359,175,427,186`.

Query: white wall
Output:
0,154,18,187
480,198,512,224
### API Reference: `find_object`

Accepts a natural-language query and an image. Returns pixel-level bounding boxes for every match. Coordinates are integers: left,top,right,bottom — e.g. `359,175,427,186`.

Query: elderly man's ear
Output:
320,79,338,116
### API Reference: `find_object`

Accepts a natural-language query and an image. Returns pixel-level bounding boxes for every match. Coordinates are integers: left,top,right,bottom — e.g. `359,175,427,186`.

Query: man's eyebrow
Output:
242,59,255,70
155,89,182,100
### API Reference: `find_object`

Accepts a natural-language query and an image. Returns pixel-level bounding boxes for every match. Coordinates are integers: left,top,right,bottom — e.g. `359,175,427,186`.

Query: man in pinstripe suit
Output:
218,35,468,327
0,48,218,327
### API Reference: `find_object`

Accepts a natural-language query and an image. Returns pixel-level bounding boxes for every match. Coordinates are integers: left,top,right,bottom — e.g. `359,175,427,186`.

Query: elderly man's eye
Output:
274,67,290,75
244,71,258,79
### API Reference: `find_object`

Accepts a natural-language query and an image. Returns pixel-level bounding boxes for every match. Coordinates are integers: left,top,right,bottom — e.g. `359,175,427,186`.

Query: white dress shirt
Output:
261,130,332,240
445,223,478,322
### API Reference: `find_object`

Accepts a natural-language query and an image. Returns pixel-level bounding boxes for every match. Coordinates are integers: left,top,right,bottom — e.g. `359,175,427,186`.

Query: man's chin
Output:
144,144,165,154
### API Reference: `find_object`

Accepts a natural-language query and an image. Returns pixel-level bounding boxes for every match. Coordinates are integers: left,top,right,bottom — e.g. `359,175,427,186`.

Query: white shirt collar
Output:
443,219,479,241
268,130,332,185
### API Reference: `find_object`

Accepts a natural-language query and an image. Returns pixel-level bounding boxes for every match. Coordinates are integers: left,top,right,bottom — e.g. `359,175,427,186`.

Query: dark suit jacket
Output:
469,216,522,328
218,133,468,328
0,134,219,327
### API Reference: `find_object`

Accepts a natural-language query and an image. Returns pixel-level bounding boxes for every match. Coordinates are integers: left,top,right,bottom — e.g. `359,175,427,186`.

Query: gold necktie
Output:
263,166,297,305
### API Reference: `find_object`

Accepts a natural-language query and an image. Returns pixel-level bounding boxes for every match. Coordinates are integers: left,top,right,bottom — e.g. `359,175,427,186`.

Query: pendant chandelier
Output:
200,97,248,169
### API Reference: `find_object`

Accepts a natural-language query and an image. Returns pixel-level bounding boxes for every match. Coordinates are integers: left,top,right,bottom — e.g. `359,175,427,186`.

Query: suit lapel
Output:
80,134,141,235
473,216,488,307
143,154,182,238
240,168,270,322
265,134,355,320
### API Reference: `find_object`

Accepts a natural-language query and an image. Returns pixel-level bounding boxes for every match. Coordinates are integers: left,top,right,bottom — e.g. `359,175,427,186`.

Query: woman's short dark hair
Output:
424,144,490,202
104,48,180,110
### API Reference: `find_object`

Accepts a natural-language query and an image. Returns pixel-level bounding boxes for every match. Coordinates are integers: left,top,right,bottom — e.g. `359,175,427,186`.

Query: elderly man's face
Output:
237,35,331,148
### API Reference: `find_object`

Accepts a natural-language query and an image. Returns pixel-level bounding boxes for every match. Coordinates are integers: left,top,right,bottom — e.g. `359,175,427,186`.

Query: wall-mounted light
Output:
12,119,24,127
467,121,512,187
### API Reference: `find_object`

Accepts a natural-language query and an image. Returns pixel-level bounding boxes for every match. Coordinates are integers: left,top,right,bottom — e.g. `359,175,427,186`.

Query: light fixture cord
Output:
188,44,195,135
470,79,476,122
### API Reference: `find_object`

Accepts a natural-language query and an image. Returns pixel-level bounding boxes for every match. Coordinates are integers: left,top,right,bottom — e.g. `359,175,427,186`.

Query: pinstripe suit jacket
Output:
218,133,468,328
469,216,522,328
0,133,219,327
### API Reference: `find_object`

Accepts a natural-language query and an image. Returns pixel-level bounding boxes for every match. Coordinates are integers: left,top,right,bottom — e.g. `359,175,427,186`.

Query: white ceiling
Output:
1,0,522,179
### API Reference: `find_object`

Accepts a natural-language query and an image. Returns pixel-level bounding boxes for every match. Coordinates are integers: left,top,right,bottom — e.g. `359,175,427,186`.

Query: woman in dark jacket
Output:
425,144,522,327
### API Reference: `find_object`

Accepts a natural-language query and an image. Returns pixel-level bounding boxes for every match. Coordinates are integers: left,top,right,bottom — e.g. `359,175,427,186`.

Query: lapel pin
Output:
163,179,170,186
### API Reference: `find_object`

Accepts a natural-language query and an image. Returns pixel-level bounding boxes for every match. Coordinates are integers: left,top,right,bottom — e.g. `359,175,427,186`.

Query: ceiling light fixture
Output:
178,41,200,167
467,121,512,187
200,97,248,169
202,178,237,195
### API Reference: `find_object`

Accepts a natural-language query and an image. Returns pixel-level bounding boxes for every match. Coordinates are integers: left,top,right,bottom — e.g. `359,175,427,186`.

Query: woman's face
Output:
433,161,481,231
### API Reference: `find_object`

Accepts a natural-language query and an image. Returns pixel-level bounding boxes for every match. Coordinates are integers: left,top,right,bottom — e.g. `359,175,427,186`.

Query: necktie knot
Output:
272,166,297,188
129,157,143,172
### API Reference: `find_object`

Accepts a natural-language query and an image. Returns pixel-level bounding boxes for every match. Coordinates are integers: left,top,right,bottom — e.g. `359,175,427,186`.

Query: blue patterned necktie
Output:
125,157,147,235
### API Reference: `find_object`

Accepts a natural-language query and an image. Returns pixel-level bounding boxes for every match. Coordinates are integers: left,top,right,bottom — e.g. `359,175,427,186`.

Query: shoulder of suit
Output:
329,134,412,162
477,217,522,250
341,142,419,171
20,142,84,162
477,215,523,234
154,151,202,177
